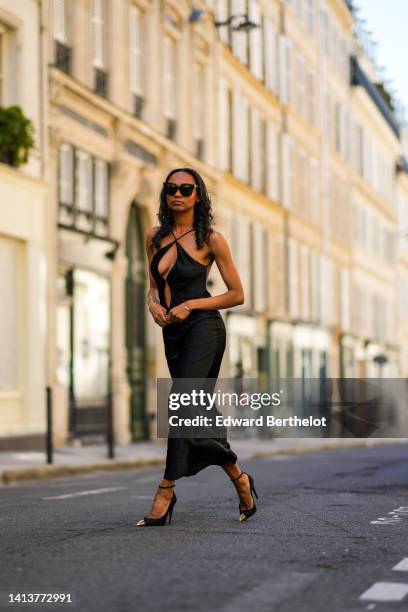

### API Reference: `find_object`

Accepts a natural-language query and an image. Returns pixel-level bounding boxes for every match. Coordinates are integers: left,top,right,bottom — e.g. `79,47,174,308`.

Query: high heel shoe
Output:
231,471,259,522
135,483,177,526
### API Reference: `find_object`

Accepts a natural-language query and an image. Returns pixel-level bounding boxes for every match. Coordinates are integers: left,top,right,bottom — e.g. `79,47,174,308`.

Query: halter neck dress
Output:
150,228,237,480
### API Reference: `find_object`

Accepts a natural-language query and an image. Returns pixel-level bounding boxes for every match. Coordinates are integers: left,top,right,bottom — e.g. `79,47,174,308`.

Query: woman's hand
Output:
148,302,169,327
167,302,191,324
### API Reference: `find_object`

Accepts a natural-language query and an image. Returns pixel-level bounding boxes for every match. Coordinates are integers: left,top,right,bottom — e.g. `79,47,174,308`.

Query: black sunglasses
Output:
163,182,198,197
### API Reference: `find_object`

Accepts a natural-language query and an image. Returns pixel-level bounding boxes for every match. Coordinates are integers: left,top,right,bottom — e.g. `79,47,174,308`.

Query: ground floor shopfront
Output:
0,164,48,450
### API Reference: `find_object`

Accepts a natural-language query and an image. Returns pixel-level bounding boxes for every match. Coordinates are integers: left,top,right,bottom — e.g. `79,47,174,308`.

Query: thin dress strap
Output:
170,228,195,242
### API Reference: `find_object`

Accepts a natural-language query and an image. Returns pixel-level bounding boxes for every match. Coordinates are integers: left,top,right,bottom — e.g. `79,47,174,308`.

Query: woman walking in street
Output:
135,167,258,526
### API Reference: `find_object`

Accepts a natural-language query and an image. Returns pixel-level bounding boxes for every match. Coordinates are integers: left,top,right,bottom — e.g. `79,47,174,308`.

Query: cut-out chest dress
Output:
150,228,238,480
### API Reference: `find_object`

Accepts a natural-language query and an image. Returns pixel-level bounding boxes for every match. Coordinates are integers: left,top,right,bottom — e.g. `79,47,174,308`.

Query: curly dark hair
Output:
151,167,214,253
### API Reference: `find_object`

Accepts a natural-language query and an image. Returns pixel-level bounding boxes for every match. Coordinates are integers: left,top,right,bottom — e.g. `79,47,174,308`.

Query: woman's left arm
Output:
167,231,244,322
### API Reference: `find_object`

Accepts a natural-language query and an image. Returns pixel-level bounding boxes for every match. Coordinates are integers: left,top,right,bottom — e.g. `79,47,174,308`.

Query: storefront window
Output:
73,269,110,400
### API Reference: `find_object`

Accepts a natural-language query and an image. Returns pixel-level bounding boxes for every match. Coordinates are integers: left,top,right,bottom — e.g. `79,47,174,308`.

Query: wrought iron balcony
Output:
55,41,72,74
350,56,400,138
94,68,109,98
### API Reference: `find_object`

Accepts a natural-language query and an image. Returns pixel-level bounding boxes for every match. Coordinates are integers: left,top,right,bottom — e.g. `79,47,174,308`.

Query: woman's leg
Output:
222,463,255,511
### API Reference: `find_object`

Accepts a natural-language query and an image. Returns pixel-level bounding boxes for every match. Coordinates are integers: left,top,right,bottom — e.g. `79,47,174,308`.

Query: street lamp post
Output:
188,8,260,33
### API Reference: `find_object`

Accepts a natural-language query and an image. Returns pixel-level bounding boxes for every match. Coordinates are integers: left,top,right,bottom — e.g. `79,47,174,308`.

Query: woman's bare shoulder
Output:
147,225,160,238
209,229,228,247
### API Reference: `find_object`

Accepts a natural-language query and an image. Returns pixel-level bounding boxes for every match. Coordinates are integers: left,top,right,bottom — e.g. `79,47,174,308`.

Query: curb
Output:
1,439,406,485
249,438,407,459
1,458,165,485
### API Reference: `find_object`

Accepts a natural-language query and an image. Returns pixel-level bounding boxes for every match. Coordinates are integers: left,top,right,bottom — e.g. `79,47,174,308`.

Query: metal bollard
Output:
46,386,53,464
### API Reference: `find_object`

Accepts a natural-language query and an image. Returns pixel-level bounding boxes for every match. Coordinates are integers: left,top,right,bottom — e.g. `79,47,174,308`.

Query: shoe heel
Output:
248,474,259,499
168,494,177,525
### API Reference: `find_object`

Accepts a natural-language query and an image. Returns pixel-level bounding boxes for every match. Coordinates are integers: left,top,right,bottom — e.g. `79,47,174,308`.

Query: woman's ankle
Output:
222,462,242,481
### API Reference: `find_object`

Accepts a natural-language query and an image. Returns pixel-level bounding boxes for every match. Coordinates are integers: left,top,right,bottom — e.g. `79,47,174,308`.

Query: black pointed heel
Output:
135,483,177,527
231,471,258,522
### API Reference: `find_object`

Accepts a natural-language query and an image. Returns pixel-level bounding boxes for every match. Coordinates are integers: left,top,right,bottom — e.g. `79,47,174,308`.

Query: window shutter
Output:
92,0,105,68
129,5,142,96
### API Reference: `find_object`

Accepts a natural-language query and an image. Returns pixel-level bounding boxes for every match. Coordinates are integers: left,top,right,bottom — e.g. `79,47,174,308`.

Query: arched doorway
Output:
125,203,148,440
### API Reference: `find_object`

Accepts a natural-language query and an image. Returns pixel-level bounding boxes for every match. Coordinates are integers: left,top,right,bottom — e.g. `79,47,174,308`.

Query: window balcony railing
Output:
132,94,144,119
165,118,177,141
350,56,400,138
55,40,72,74
94,68,109,98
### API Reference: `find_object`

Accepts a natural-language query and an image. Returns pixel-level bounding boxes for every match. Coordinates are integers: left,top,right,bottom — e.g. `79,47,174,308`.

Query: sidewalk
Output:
1,437,406,485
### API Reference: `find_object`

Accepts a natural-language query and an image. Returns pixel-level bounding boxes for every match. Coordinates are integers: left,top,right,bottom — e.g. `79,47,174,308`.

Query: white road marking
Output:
359,582,408,602
134,474,162,483
216,571,317,611
43,487,125,500
261,455,294,462
11,452,44,461
393,558,408,571
129,495,156,499
370,506,408,525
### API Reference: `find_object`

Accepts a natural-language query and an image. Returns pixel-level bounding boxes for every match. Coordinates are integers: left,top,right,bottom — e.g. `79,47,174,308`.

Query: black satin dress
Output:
150,228,237,480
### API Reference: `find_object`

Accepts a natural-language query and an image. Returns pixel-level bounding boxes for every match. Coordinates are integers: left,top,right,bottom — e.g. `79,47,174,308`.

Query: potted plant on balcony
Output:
0,106,35,168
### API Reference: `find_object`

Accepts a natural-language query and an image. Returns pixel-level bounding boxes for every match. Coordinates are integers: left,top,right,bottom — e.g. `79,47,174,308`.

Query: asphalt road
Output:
1,443,408,612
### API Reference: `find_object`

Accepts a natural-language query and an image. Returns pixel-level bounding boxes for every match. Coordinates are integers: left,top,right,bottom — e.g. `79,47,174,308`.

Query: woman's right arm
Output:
145,227,169,327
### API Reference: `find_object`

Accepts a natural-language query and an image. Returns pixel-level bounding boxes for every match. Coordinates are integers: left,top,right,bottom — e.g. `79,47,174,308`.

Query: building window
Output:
215,0,230,46
250,107,262,191
92,0,108,97
129,4,144,118
163,36,177,140
232,90,249,182
282,134,292,208
231,0,248,65
219,78,230,171
193,63,205,160
53,0,72,74
58,143,109,237
306,68,315,125
306,0,314,35
0,23,8,104
0,238,19,391
266,120,278,201
248,0,263,80
296,53,305,117
263,16,277,95
94,159,109,236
